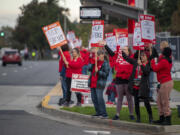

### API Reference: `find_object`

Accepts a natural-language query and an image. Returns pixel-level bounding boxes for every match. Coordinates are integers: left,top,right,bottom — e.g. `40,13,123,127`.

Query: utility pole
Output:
144,0,148,15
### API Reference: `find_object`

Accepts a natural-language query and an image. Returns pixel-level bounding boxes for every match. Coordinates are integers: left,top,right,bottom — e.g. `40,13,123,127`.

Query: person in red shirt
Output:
99,40,134,121
105,79,117,104
151,46,173,125
58,45,70,105
63,48,84,107
80,47,90,75
89,49,110,118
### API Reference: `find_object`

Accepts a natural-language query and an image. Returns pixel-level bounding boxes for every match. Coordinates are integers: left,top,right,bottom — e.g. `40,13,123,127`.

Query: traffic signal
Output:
0,32,4,37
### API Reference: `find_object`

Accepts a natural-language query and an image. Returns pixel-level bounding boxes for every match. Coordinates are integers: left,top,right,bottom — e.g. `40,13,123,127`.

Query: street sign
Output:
80,6,102,19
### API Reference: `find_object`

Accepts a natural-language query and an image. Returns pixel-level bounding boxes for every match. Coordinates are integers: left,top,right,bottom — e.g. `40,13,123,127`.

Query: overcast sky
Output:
0,0,81,28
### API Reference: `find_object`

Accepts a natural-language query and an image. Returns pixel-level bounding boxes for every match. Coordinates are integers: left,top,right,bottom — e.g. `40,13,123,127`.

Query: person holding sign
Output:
99,41,135,121
122,50,153,123
63,48,84,107
58,45,70,105
150,45,173,125
88,50,110,119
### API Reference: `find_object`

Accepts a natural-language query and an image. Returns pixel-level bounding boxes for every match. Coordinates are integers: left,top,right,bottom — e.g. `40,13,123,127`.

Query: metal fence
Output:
128,34,180,61
155,35,180,61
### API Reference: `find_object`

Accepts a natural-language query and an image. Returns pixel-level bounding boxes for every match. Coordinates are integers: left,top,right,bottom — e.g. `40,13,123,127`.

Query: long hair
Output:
97,49,108,61
72,48,80,57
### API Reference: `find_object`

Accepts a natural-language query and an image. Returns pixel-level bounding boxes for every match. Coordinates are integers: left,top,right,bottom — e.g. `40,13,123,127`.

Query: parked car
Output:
2,50,22,66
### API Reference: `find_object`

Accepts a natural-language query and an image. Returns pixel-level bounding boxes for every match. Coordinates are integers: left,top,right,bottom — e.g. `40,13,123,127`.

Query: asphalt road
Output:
0,60,177,135
0,86,149,135
0,60,59,86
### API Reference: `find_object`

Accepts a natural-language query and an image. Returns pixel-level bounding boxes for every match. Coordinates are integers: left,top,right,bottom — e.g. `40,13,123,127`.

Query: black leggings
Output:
65,77,82,103
134,89,152,118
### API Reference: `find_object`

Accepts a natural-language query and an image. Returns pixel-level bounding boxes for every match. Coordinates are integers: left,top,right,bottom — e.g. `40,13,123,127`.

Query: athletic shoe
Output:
100,115,108,119
112,115,119,120
129,115,135,120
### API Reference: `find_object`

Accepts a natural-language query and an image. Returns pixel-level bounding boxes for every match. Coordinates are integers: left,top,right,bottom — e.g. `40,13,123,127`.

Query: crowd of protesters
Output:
58,40,173,125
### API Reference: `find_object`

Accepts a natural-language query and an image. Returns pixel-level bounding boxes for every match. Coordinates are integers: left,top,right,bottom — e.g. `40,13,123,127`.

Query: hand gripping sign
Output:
42,21,67,49
133,22,145,50
113,29,128,48
91,20,104,47
105,32,117,52
71,74,90,93
140,14,156,44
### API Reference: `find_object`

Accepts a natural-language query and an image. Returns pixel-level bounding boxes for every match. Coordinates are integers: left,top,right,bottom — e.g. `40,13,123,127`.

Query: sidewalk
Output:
40,81,180,134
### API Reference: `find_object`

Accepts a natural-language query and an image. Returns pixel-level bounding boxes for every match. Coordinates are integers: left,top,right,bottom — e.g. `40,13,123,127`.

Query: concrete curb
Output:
39,83,180,133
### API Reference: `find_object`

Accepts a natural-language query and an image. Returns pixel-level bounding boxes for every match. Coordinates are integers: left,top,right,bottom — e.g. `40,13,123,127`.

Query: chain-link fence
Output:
128,34,180,61
155,35,180,61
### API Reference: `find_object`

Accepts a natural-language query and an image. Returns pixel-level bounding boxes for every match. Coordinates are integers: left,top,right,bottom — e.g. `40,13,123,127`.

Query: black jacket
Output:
122,52,150,98
88,60,110,90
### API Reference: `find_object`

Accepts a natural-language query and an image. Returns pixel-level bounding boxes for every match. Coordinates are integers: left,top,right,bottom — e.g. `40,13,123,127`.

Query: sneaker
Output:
112,115,119,120
100,115,108,119
76,102,81,107
129,115,135,120
63,101,70,107
58,98,66,106
69,100,74,104
92,114,100,117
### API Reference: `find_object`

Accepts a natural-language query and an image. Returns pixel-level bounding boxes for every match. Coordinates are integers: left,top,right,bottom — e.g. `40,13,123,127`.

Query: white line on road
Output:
2,73,7,76
83,130,111,135
23,67,27,70
29,66,32,68
14,70,18,73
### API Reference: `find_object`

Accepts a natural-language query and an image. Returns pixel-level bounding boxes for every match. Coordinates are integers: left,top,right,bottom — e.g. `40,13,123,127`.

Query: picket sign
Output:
71,74,90,93
91,20,104,47
133,22,145,50
67,31,76,42
139,14,156,44
42,21,67,49
105,32,117,52
73,38,82,48
113,28,128,48
66,31,75,49
116,49,130,65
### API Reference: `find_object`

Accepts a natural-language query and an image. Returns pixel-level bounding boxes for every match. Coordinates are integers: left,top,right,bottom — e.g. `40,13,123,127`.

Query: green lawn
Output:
174,81,180,92
62,106,180,125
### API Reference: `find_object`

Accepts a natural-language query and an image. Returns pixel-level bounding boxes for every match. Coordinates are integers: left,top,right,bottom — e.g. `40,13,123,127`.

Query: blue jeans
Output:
108,92,115,102
107,68,113,83
82,65,88,75
60,66,67,99
91,88,107,116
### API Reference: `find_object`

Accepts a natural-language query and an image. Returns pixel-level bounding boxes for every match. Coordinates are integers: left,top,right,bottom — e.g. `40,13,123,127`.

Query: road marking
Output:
23,67,27,70
29,66,32,68
2,73,7,76
14,70,18,72
83,130,111,135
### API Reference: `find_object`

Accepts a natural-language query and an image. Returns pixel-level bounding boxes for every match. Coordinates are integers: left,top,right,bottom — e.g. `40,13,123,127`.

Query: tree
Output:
160,0,179,30
13,0,72,55
171,1,180,35
0,26,14,48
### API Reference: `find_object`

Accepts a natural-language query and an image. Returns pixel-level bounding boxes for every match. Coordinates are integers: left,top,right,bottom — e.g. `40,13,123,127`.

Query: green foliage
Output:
62,106,180,125
148,0,180,32
171,1,180,35
174,81,180,92
13,0,71,50
72,23,91,47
